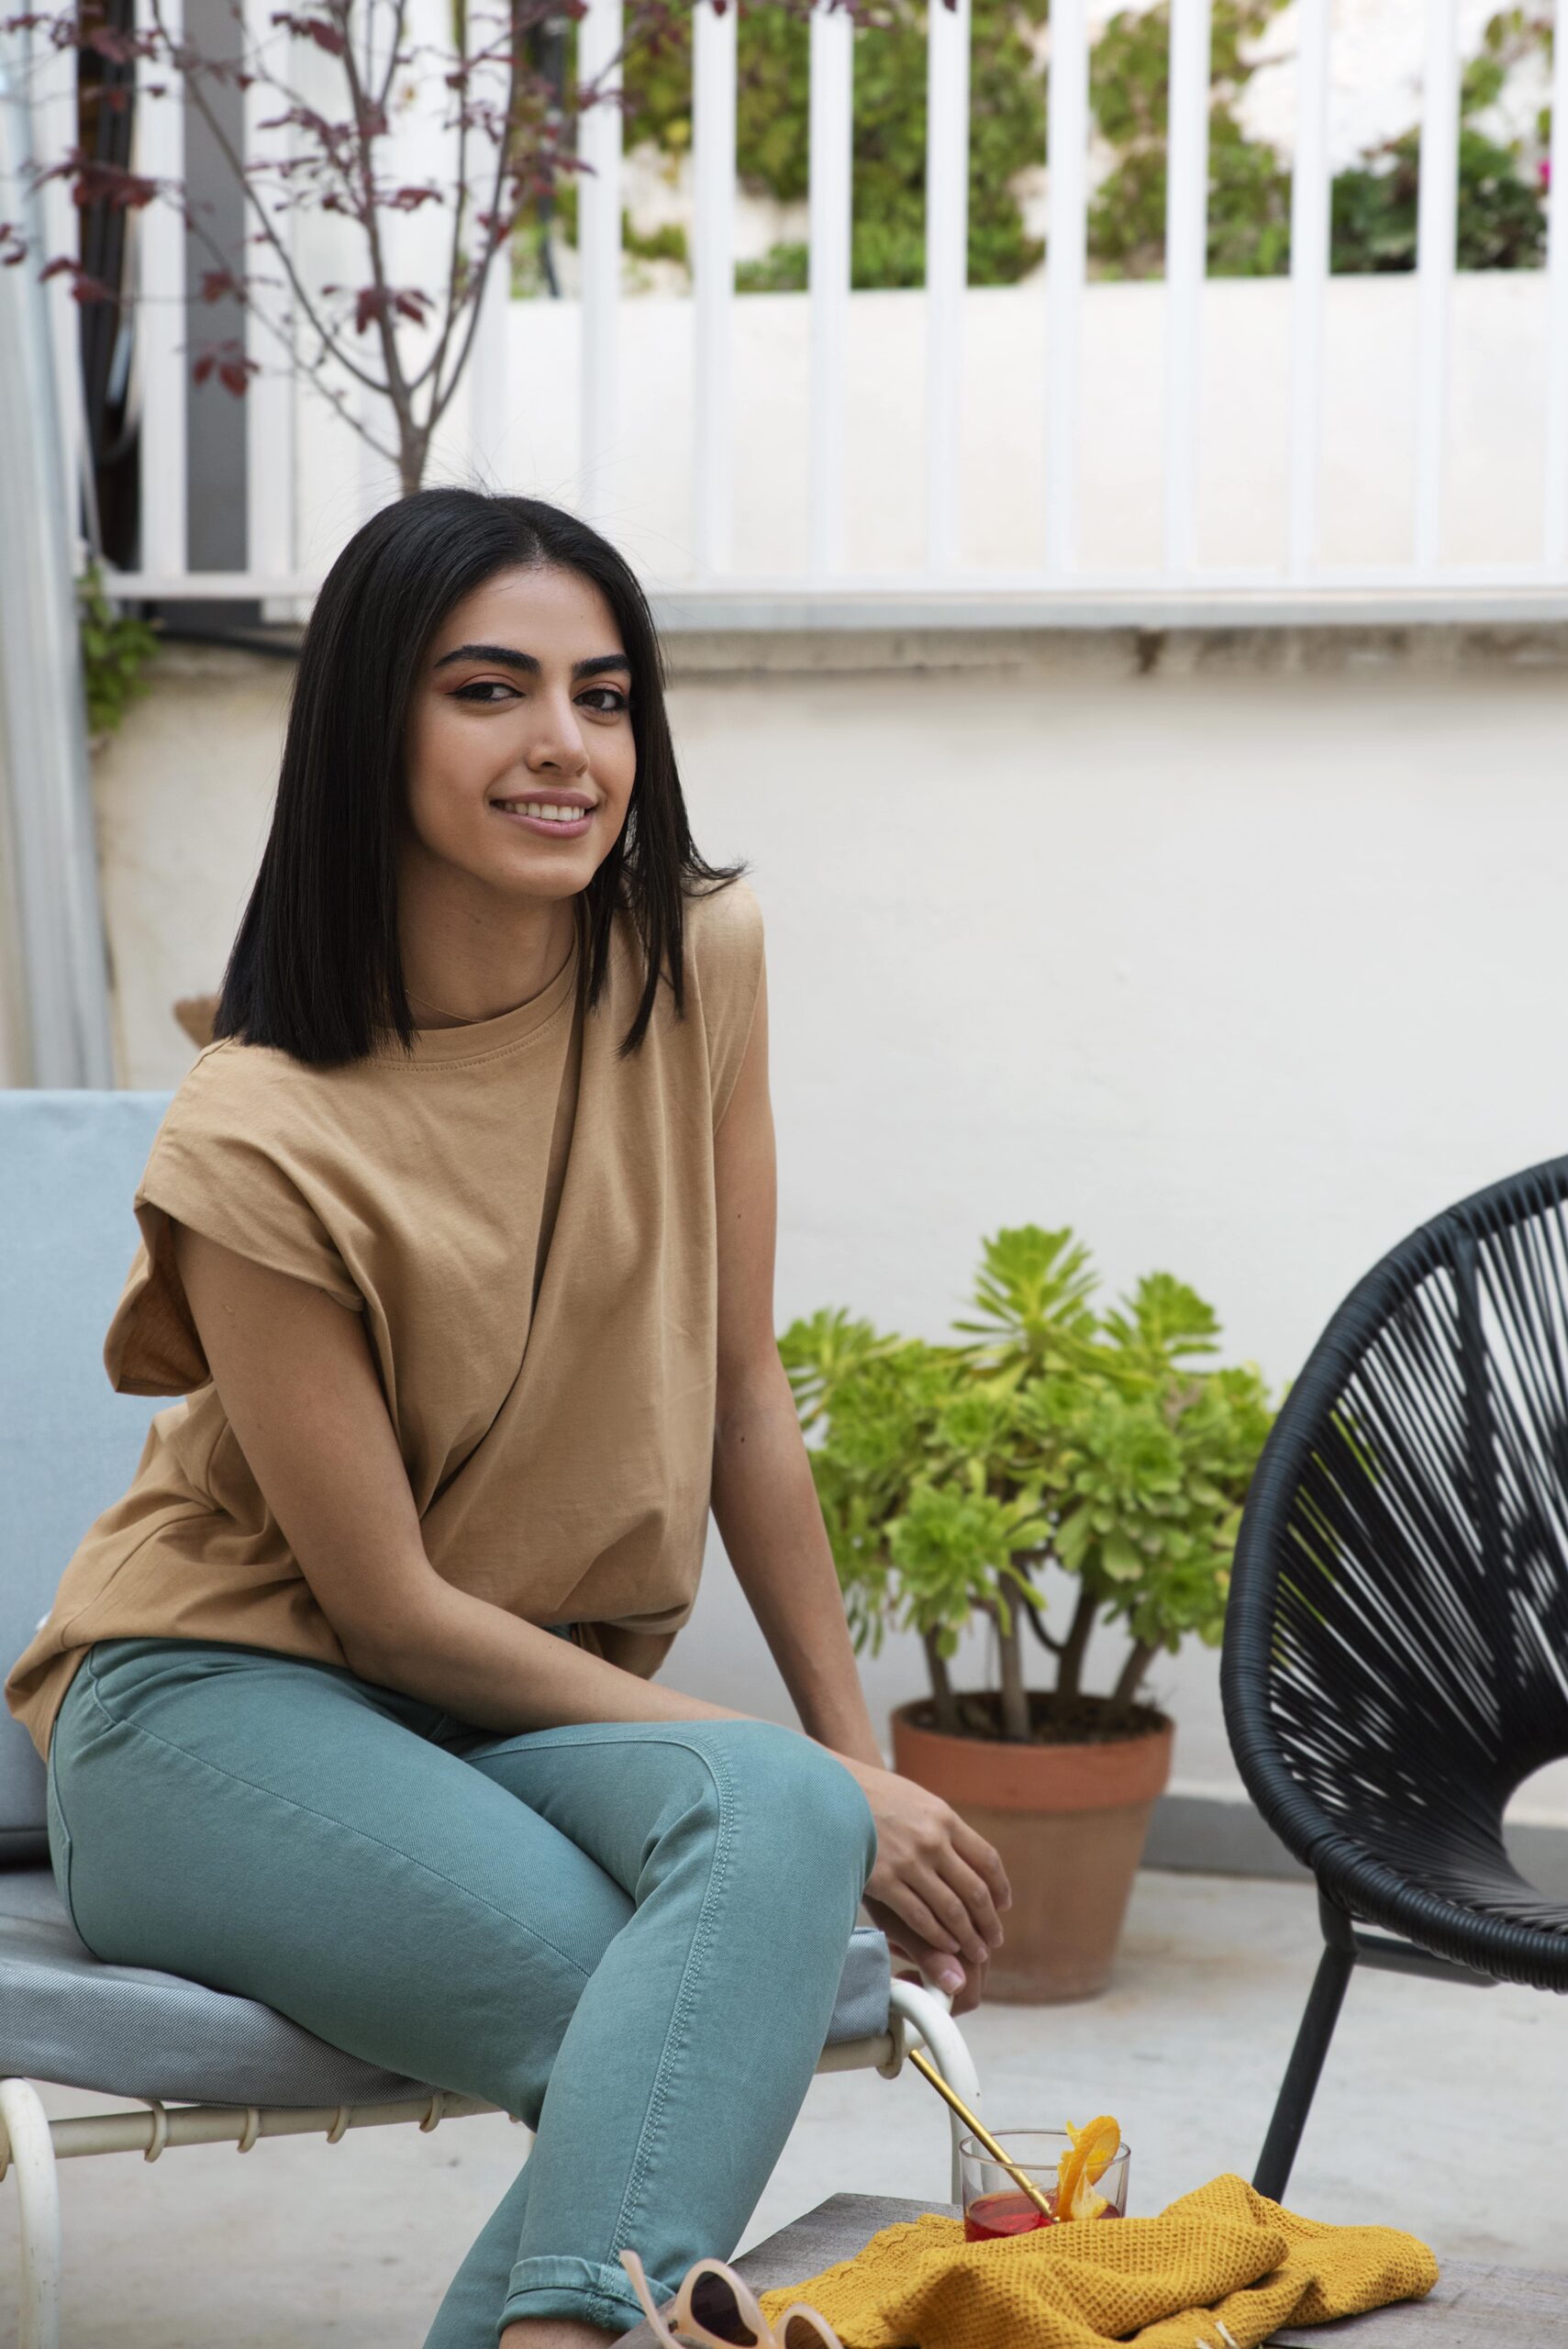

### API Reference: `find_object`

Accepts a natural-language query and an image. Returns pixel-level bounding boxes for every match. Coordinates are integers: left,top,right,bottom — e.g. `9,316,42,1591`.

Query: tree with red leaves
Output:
3,0,876,497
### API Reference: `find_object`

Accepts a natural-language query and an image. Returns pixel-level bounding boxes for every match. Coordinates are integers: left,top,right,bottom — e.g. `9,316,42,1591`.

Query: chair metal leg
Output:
0,2079,61,2349
887,1977,983,2203
1253,1929,1355,2203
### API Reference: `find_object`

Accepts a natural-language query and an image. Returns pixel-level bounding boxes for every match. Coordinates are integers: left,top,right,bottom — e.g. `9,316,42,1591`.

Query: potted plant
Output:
779,1226,1275,2002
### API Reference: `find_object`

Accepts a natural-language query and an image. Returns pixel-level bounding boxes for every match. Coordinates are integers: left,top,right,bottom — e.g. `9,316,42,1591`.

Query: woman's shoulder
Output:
147,1035,359,1192
679,874,763,987
175,1031,298,1096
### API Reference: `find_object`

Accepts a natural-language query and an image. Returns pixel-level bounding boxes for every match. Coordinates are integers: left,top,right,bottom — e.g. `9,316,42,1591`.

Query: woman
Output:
5,489,1009,2349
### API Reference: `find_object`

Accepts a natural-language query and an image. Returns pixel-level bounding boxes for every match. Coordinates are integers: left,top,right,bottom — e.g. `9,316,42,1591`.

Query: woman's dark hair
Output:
213,488,745,1065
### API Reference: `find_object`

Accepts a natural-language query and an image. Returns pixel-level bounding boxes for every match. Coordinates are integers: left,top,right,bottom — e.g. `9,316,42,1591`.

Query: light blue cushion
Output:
0,1872,892,2103
0,1091,173,1858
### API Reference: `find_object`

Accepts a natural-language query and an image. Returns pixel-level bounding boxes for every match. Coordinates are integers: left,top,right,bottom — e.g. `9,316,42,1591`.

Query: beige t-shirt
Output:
6,879,765,1762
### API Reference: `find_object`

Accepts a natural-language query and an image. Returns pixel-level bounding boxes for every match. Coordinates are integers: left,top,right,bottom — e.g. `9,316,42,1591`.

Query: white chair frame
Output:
0,1976,978,2349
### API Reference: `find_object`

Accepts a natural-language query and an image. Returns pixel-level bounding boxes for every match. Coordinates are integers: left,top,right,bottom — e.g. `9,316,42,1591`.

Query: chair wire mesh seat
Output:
1221,1152,1568,2199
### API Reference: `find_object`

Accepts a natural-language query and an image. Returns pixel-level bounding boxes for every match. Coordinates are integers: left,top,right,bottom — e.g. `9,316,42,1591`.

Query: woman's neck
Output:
397,848,579,1029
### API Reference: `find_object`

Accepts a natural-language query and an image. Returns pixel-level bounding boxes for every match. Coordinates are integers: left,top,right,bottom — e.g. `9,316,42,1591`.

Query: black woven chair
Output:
1221,1153,1568,2201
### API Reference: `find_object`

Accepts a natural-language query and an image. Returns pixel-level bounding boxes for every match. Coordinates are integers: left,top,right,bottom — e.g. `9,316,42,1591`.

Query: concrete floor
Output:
6,1869,1564,2345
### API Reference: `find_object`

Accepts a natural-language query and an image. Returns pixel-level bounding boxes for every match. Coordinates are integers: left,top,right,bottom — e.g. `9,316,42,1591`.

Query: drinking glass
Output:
959,2130,1130,2241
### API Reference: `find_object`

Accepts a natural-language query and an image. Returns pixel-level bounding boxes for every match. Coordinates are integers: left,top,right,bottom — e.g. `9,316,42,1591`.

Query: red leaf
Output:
385,183,441,213
193,339,259,395
268,9,345,55
39,253,117,303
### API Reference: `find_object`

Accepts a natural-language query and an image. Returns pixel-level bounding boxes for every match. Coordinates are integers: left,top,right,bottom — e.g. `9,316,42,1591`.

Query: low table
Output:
619,2192,1568,2347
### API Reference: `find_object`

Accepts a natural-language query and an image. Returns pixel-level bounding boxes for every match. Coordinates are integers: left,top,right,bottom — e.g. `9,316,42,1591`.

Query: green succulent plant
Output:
779,1225,1275,1745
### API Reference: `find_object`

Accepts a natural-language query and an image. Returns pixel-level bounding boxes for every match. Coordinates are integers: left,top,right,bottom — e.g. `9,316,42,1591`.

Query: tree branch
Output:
995,1599,1030,1744
1054,1579,1099,1701
178,182,401,466
1019,1589,1064,1654
334,0,417,468
1105,1637,1158,1726
923,1629,960,1739
426,0,542,428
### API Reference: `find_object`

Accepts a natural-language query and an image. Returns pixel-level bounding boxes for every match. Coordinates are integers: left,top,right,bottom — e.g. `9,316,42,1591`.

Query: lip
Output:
492,797,595,839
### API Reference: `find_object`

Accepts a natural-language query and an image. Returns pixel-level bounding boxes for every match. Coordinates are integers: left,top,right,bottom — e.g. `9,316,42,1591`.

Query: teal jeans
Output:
45,1637,876,2343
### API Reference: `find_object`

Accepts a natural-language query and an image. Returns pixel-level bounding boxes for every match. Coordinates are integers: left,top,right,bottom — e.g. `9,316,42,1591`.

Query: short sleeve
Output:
692,879,765,1134
105,1046,363,1398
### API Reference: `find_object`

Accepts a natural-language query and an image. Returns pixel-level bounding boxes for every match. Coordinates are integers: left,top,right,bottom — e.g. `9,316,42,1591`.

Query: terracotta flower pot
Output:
891,1698,1174,2004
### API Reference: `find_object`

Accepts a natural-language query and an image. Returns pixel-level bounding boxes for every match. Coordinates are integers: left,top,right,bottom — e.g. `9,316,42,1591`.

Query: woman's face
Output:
403,563,638,902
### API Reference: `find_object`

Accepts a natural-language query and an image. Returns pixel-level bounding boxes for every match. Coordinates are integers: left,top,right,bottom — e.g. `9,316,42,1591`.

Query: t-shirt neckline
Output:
394,933,581,1068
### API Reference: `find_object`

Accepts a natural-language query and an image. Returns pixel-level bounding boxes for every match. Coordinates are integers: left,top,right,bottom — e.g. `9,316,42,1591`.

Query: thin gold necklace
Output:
406,987,476,1024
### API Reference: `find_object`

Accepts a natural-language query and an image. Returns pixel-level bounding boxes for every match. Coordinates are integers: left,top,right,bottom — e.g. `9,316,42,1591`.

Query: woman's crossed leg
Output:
47,1638,875,2345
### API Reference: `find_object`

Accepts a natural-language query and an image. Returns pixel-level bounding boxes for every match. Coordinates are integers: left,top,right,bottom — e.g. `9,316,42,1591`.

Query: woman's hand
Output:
839,1759,1010,2016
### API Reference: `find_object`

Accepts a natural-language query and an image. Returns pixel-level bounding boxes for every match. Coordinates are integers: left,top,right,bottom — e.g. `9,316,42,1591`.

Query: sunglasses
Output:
618,2247,846,2349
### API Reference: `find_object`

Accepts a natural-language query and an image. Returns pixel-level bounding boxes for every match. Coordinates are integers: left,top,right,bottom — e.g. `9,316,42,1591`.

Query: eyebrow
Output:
432,642,632,682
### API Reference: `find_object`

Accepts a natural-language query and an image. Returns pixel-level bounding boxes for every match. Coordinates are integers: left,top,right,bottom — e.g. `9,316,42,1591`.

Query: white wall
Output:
94,636,1568,1820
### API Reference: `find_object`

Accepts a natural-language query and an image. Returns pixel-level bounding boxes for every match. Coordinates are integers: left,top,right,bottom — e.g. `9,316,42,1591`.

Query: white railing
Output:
22,0,1568,623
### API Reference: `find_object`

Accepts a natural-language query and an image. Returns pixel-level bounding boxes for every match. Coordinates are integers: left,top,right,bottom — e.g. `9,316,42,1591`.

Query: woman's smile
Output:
490,792,596,838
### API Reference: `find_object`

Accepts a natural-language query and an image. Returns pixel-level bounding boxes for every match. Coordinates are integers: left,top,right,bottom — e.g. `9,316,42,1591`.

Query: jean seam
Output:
44,1739,82,1939
469,1722,761,2278
76,1651,595,1983
601,1734,738,2277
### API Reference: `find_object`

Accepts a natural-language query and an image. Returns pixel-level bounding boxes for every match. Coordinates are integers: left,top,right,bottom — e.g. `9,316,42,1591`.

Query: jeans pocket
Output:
45,1746,82,1940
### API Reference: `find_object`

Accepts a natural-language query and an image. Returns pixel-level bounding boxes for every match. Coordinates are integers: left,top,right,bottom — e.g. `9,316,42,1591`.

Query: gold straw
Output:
905,2047,1057,2221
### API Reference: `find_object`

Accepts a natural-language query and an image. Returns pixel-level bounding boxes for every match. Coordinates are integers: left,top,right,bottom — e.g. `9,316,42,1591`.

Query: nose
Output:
523,686,592,772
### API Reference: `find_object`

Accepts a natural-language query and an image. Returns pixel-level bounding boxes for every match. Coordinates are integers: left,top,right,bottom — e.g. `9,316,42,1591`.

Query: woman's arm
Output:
172,1219,744,1736
710,959,1010,2009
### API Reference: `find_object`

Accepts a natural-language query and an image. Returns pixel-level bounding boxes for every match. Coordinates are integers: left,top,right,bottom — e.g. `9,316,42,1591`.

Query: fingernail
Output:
937,1964,965,1994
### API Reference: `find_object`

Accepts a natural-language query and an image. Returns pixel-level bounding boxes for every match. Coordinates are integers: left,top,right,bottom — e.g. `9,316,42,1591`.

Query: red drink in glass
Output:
963,2190,1124,2243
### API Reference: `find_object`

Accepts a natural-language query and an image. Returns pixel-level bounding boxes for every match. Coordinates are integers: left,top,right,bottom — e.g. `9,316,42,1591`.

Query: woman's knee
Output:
714,1722,876,1892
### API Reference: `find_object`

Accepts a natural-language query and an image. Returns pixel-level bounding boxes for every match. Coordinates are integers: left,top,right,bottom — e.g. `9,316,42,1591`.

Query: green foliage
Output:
1086,0,1292,278
1330,124,1547,274
76,562,159,740
1087,0,1550,278
1330,13,1551,273
780,1227,1275,1730
534,0,1048,294
516,0,1551,304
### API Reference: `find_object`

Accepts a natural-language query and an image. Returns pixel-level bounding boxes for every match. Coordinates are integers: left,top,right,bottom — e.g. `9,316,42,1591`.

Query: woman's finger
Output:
907,1863,991,1968
934,1846,1005,1950
949,1814,1012,1912
872,1879,969,1969
950,1953,987,2016
864,1897,969,1998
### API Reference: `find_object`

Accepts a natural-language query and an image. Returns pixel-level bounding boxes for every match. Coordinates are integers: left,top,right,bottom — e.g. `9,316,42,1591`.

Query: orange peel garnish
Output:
1057,2115,1120,2221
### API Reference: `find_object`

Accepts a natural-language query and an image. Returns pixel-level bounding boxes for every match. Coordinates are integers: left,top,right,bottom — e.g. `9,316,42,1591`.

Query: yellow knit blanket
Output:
758,2174,1438,2349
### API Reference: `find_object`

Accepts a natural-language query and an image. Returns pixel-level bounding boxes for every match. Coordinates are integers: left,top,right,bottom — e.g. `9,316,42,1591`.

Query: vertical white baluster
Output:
1542,0,1568,568
135,0,186,579
467,241,510,486
1286,0,1330,579
353,0,398,515
243,0,293,582
1413,0,1458,573
1163,0,1211,581
577,0,621,524
925,0,970,575
34,35,83,553
692,0,735,578
461,0,513,485
1043,0,1087,578
807,0,852,579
